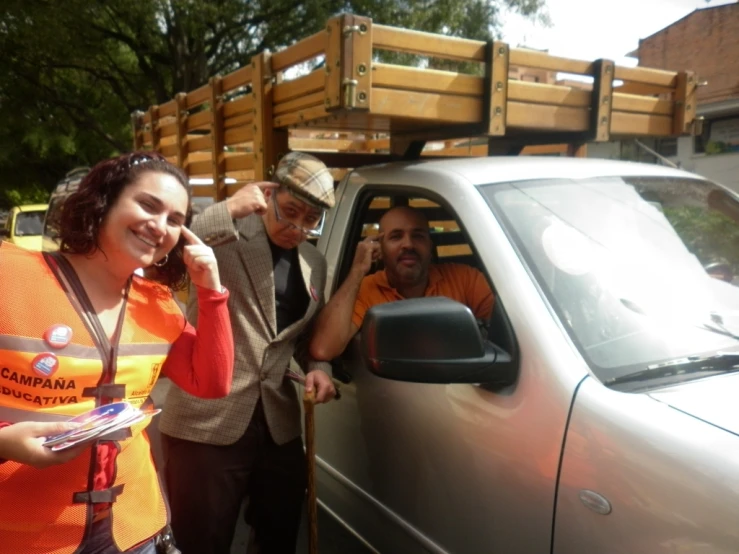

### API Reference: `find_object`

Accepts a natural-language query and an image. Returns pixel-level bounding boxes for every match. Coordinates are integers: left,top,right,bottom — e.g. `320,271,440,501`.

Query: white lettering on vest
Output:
1,367,76,390
1,386,78,406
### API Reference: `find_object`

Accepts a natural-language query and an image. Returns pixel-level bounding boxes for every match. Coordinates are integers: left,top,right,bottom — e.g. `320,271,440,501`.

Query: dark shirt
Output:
268,240,309,334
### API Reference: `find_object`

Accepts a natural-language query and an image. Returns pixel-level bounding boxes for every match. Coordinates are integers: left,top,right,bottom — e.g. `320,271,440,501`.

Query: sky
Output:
500,0,736,67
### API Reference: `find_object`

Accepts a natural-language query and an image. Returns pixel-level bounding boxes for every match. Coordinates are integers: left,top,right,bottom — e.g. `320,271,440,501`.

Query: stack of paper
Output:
43,402,160,451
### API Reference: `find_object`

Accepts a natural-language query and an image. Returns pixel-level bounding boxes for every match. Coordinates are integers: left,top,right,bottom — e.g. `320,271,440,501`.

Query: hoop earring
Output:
154,254,169,267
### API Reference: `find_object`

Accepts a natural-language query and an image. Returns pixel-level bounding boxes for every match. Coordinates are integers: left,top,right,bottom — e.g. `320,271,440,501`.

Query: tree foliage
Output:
664,205,739,274
0,0,546,208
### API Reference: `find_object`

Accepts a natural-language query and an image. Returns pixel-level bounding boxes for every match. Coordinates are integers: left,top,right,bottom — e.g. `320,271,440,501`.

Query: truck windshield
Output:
482,176,739,385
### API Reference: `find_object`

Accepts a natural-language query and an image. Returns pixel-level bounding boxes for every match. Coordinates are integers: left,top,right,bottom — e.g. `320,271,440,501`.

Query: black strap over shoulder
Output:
72,484,124,504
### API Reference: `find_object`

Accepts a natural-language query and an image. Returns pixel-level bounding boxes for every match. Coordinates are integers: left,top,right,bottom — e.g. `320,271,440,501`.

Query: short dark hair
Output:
59,151,192,290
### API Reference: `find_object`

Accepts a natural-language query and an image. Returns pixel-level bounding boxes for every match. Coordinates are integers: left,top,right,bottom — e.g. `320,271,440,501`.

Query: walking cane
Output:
303,388,318,554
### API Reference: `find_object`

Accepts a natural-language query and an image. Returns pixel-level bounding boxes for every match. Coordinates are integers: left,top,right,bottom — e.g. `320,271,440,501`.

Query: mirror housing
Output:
361,297,516,385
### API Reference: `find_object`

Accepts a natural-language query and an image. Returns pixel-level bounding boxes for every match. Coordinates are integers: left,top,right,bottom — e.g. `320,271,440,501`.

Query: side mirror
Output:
361,297,516,385
0,228,9,238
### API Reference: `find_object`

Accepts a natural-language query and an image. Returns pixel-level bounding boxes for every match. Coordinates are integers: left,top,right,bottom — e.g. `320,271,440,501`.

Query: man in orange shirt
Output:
310,205,494,361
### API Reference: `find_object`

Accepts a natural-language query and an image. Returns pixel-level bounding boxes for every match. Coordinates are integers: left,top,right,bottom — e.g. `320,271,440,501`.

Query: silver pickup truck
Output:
311,156,739,553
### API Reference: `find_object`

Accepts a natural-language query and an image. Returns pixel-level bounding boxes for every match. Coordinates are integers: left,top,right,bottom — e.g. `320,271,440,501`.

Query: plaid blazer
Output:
159,202,330,446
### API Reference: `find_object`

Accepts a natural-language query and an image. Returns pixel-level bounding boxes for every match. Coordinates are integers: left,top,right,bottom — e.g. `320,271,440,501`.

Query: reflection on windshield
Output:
14,211,45,236
483,176,739,383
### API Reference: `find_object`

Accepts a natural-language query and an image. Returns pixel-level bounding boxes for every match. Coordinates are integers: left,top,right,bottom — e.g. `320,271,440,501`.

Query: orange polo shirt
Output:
352,263,495,329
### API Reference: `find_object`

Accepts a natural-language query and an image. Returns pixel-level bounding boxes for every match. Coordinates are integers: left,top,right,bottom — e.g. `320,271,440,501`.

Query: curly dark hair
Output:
59,151,193,290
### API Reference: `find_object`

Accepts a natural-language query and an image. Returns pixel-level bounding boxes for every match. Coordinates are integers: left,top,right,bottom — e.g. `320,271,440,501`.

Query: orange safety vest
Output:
0,243,185,554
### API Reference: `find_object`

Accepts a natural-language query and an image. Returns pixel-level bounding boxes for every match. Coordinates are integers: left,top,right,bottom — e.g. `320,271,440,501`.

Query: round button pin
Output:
44,324,73,349
31,352,60,378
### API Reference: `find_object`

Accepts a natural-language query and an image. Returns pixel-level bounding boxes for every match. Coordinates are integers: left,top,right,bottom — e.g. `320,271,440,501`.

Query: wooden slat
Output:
223,113,253,130
324,15,343,111
611,112,673,136
175,93,188,172
373,63,481,96
131,113,144,150
187,135,211,152
159,100,176,118
141,130,153,146
147,106,160,152
614,81,674,96
274,104,331,128
274,91,324,116
290,138,367,150
365,138,390,150
509,80,591,108
224,127,254,145
370,88,480,122
142,112,152,124
159,121,177,138
187,83,211,109
424,144,486,156
272,32,325,71
189,159,212,176
509,48,593,75
188,151,211,162
224,181,251,197
363,206,452,223
522,144,569,155
223,95,254,118
612,92,673,116
187,110,212,131
373,24,485,62
222,66,252,93
211,75,227,200
507,101,589,132
225,155,254,172
410,199,441,208
191,185,217,197
160,143,177,157
296,112,392,132
252,51,269,180
614,66,677,88
274,70,324,104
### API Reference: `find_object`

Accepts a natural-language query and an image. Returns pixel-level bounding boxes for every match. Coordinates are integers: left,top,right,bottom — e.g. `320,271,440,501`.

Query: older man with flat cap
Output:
160,152,337,554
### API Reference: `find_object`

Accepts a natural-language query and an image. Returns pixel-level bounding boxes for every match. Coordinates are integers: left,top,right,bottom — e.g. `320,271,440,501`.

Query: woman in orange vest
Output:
0,152,235,554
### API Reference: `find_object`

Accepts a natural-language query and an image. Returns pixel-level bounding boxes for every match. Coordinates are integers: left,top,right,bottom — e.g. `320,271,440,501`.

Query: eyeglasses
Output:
272,197,325,238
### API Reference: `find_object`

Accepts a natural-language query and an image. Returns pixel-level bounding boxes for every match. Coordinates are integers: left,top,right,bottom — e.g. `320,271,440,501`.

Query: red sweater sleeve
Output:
161,286,234,399
0,421,10,464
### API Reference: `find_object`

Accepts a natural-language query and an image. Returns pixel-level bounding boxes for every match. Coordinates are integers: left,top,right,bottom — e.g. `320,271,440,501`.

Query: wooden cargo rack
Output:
132,12,700,200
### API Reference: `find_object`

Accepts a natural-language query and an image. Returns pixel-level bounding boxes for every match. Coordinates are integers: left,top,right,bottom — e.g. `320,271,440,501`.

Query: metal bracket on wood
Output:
324,14,372,112
674,70,697,136
590,59,614,142
485,40,509,136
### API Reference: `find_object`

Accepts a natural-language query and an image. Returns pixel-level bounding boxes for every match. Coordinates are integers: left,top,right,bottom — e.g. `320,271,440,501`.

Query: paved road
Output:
149,379,374,554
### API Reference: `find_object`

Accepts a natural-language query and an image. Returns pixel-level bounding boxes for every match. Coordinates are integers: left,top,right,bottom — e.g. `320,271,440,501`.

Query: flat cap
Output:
274,152,335,209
